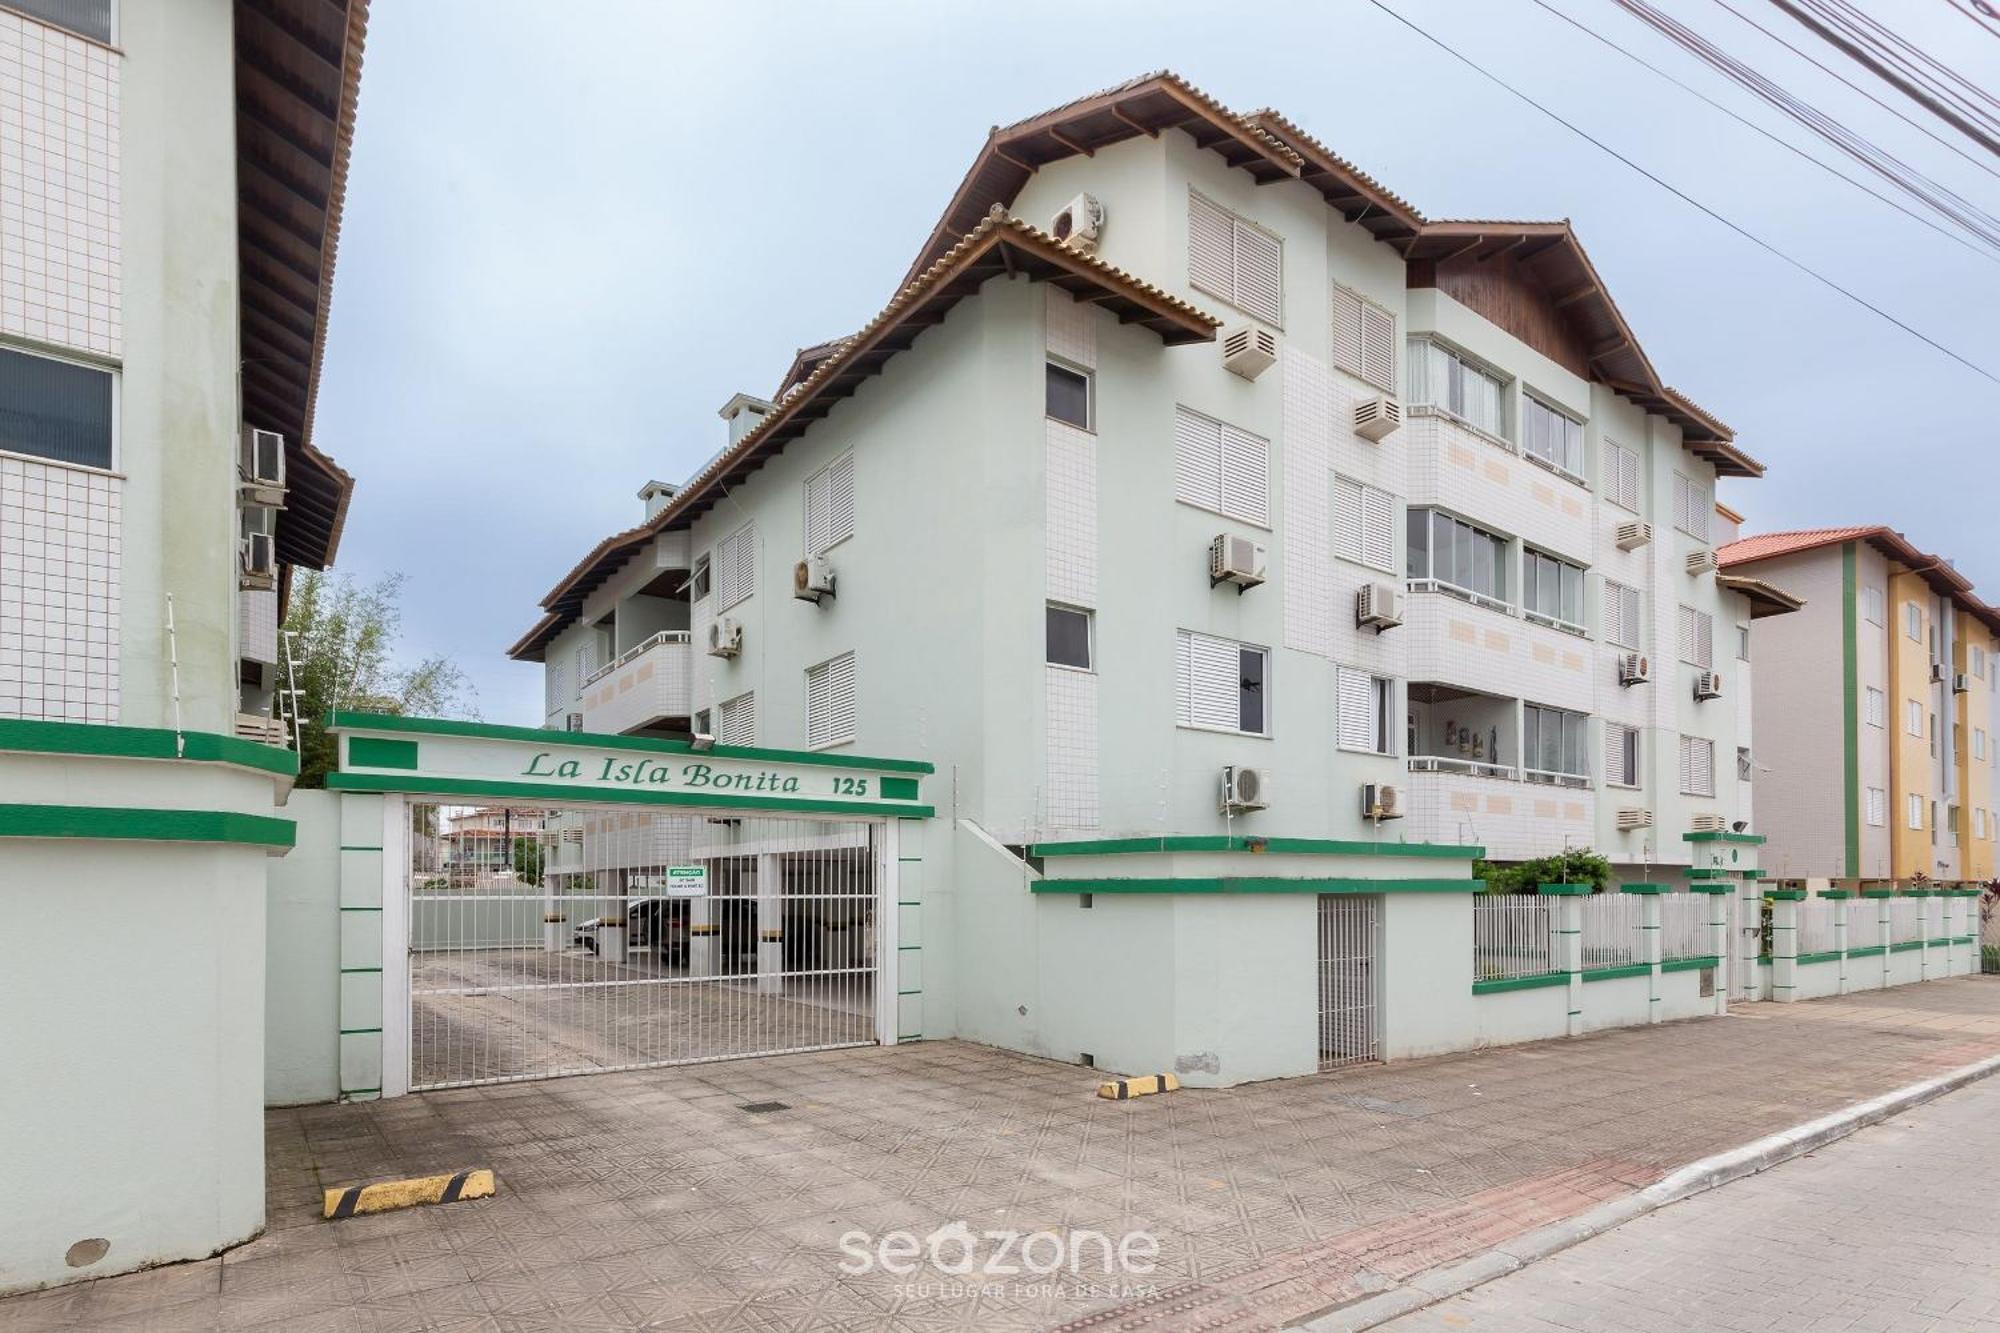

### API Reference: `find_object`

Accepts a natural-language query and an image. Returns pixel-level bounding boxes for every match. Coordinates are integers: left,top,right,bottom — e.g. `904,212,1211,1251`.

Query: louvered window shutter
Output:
1188,193,1234,304
806,652,856,748
1336,668,1372,752
1220,425,1269,527
719,693,756,746
1176,630,1242,731
1332,476,1363,564
1359,302,1396,391
1174,406,1223,514
805,472,827,558
1362,485,1395,572
1604,724,1626,785
828,453,854,547
1332,286,1362,377
1233,221,1282,325
1694,740,1713,795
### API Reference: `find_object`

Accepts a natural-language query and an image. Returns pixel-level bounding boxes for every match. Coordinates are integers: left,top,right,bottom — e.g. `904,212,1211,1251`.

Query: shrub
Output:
1475,848,1613,895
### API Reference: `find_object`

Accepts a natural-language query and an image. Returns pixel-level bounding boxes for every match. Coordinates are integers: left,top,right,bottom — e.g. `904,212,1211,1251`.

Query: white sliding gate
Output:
401,802,890,1091
1317,894,1380,1071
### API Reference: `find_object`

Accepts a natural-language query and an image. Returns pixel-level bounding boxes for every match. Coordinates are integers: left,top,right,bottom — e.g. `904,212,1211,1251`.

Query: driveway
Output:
5,979,2000,1332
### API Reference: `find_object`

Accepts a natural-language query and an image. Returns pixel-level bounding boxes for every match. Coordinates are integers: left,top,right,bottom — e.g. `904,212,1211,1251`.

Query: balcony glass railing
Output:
583,630,692,688
1522,767,1592,790
1408,754,1518,781
1407,578,1514,617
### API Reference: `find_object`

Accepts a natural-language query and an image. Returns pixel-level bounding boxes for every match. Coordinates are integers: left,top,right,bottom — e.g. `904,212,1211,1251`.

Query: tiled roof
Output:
1722,527,2000,634
1717,526,1880,566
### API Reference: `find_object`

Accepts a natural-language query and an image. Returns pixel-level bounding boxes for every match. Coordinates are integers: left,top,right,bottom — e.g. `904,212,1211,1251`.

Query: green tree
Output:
282,570,477,787
1475,847,1613,895
511,836,543,887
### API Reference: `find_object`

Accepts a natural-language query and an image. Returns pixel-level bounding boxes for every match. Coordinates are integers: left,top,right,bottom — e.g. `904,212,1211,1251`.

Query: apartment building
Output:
509,73,1788,1077
1720,526,2000,885
0,0,367,1291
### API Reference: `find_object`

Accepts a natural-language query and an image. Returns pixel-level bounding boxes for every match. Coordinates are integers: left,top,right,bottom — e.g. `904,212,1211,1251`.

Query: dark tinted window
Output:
0,346,113,469
8,0,112,42
1046,605,1091,669
1045,362,1090,429
1238,646,1266,733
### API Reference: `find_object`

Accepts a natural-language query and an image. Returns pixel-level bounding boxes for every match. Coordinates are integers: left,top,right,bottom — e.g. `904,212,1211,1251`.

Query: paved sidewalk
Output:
4,980,2000,1332
1375,1068,2000,1331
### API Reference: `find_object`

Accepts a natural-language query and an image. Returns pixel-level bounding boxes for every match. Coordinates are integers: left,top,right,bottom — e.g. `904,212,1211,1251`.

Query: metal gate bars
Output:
406,803,880,1089
1317,894,1380,1071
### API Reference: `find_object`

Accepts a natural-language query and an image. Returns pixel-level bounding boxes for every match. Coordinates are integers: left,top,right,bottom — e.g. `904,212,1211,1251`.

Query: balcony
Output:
1404,411,1591,564
579,631,692,736
1403,587,1595,713
1403,682,1595,859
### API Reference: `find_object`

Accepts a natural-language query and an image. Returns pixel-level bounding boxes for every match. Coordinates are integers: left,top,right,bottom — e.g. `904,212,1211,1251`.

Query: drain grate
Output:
739,1101,791,1114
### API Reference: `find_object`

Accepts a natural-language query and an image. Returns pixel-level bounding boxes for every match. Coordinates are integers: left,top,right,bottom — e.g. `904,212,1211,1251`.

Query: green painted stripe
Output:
339,967,383,974
339,1027,383,1035
897,856,923,863
0,804,295,848
1841,542,1861,878
327,771,933,819
1926,938,1954,947
1471,971,1569,995
327,710,933,773
1861,889,1897,898
1682,830,1767,844
1846,945,1887,958
1661,955,1720,972
897,989,922,996
1537,883,1592,896
1032,876,1482,895
896,945,920,952
341,1087,382,1096
338,905,382,912
340,845,383,852
896,900,921,907
1026,835,1483,859
0,718,299,776
1890,941,1925,953
1797,950,1844,966
1620,883,1672,894
1768,890,1807,900
347,736,419,770
1582,963,1651,983
879,776,920,801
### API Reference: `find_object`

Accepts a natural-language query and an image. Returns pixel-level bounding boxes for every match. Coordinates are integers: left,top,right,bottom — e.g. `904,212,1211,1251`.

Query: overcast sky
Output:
312,0,2000,724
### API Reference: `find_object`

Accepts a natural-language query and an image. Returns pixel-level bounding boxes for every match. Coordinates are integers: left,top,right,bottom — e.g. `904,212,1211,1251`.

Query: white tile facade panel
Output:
0,455,119,721
1044,420,1096,607
1280,344,1333,657
1404,592,1593,714
1045,285,1095,369
1326,354,1408,682
1403,769,1594,861
582,810,695,873
1405,414,1591,565
1044,665,1099,829
239,586,277,666
0,11,120,357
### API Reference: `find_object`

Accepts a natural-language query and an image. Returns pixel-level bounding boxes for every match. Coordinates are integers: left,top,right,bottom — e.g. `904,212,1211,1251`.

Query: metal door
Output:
1317,894,1380,1071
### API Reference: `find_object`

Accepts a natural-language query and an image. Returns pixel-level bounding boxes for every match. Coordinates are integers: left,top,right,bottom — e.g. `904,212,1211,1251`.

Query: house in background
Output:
1719,526,2000,885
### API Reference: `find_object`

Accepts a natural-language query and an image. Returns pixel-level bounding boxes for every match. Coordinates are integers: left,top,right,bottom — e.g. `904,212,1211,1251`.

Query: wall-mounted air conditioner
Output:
238,530,275,591
1357,582,1405,631
1618,652,1652,686
1220,324,1279,381
1208,533,1267,591
1689,813,1729,834
1362,782,1403,821
1954,673,1971,694
1220,765,1269,814
1686,548,1718,575
1693,670,1724,701
793,555,835,603
1354,395,1403,442
1050,192,1104,254
706,618,743,658
1930,662,1946,684
1615,521,1653,551
239,427,286,506
1616,808,1654,831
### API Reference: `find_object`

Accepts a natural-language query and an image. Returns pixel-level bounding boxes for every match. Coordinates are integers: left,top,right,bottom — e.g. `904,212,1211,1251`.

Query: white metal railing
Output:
1798,898,1839,955
1522,608,1589,638
1581,892,1644,967
1522,767,1592,790
1409,402,1516,456
1890,898,1925,944
1848,902,1883,950
1660,893,1712,960
1317,894,1380,1070
1473,894,1555,981
582,630,692,688
1521,447,1589,490
1407,578,1515,617
1408,754,1518,781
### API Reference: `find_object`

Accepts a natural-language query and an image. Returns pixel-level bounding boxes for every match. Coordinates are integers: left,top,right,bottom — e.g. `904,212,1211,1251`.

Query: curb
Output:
1298,1050,2000,1331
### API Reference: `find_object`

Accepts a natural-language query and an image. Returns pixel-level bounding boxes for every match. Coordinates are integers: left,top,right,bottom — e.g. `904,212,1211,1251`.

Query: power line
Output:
1527,0,2000,263
1945,0,2000,41
1766,0,2000,155
1817,0,2000,121
1361,0,2000,387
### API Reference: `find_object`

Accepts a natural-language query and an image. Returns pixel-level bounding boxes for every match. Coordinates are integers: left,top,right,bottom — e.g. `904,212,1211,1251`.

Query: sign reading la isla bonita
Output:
521,751,880,799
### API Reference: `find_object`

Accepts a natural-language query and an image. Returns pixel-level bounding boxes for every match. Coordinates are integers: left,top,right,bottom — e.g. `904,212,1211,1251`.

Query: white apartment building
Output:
0,0,366,1292
512,73,1790,1079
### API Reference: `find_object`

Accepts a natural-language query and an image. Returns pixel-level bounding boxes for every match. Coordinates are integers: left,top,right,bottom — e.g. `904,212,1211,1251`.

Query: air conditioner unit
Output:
1362,781,1404,821
1689,813,1729,834
1353,395,1403,442
239,427,286,505
706,618,743,658
565,713,584,733
793,555,835,603
1357,582,1405,631
1615,521,1653,551
1618,652,1652,686
1693,670,1724,701
1049,192,1104,254
1616,808,1654,831
1220,324,1278,381
1686,548,1718,575
1953,673,1971,694
238,530,275,591
1207,533,1267,591
1220,764,1269,815
1930,662,1946,684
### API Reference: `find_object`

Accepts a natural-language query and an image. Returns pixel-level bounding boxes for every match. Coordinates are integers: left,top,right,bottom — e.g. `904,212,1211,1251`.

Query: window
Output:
1737,625,1751,661
1407,338,1505,437
1671,473,1710,542
1905,602,1923,642
1605,722,1640,788
573,639,597,687
1175,630,1268,735
1974,645,1988,679
1862,585,1885,626
1331,285,1396,391
1866,687,1886,728
1679,736,1715,797
803,452,855,556
692,707,711,737
689,554,712,602
1979,808,1989,841
1046,361,1091,430
1907,698,1924,737
1523,549,1586,632
1737,745,1753,782
1976,728,1989,761
1336,668,1393,755
0,345,114,470
1521,395,1585,479
1173,405,1268,527
1046,604,1092,670
1187,191,1282,325
1867,787,1887,827
717,524,757,609
5,1,112,45
545,659,569,715
565,713,584,732
1677,605,1714,669
805,652,857,750
1604,581,1642,649
1604,441,1641,512
1907,792,1924,831
1333,475,1396,572
717,692,756,747
1408,509,1509,605
1524,704,1588,781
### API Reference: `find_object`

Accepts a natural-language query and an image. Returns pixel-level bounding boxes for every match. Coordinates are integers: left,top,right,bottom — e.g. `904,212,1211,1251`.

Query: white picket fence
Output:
1798,898,1839,955
1660,894,1711,960
1472,895,1555,981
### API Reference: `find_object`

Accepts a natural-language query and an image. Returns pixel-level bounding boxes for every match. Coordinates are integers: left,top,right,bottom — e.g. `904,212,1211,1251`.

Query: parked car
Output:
573,897,692,965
